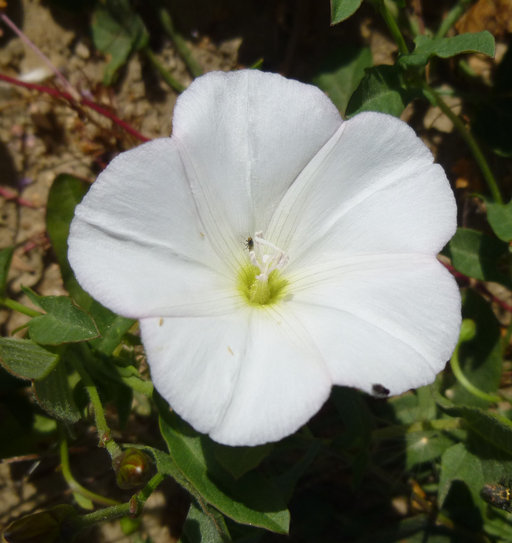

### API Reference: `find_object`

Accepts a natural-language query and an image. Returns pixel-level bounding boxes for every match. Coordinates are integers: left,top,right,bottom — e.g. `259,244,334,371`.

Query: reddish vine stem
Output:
0,186,37,208
0,72,150,143
443,260,512,313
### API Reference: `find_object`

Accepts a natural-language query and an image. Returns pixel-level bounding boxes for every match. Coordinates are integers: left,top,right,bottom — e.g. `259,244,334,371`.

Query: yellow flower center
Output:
237,231,289,306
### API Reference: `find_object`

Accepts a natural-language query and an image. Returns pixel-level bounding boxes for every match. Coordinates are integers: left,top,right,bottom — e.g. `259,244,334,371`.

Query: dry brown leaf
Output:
456,0,512,37
452,157,484,192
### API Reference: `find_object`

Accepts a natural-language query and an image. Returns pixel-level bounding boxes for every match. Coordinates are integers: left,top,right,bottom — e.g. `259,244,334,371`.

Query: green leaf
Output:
444,227,512,288
33,358,81,423
438,443,484,509
405,431,456,470
179,501,231,543
0,246,14,297
46,174,135,355
312,46,372,115
389,388,456,469
275,441,322,503
449,291,502,407
440,404,512,458
399,31,495,69
331,387,374,449
46,174,89,306
159,411,290,534
22,288,98,345
210,442,273,480
91,0,149,85
487,200,512,242
0,338,59,380
346,65,411,117
330,0,363,24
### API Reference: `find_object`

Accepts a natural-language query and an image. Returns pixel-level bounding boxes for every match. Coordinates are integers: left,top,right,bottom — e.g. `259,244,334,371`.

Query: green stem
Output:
422,84,503,203
71,348,122,459
435,0,473,39
450,340,502,403
142,47,186,93
59,430,120,507
117,372,154,396
375,0,409,55
0,297,42,317
372,417,463,441
65,472,165,537
154,4,203,78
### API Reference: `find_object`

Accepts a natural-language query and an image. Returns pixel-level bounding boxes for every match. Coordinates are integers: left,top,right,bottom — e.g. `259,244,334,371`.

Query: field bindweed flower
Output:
68,70,461,446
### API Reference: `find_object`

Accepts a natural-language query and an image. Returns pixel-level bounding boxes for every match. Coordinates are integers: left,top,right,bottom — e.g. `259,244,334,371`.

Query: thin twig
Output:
0,186,38,207
0,12,80,101
442,260,512,313
0,73,150,142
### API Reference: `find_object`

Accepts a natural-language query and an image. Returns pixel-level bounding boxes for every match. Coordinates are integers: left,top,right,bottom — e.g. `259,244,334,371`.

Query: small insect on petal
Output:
245,236,254,251
372,383,390,398
481,482,512,512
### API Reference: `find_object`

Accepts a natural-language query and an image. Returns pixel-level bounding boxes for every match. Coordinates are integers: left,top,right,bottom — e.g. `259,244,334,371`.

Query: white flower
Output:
68,70,461,446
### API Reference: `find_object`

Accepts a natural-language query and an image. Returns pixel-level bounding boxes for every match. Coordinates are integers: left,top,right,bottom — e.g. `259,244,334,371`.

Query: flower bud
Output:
459,319,477,343
3,504,76,543
114,448,153,489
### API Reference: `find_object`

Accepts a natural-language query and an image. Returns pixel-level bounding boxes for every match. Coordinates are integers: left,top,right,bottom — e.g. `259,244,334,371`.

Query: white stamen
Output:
249,231,289,281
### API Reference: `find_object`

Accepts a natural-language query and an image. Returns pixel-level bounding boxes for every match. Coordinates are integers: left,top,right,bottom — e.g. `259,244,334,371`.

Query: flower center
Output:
238,231,289,306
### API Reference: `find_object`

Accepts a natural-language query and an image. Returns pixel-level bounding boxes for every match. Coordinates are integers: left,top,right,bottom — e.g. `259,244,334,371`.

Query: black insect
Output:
481,482,512,512
372,384,390,398
245,236,254,251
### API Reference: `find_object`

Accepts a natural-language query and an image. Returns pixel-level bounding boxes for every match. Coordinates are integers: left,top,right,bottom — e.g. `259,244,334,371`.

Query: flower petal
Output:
289,254,461,395
172,70,342,258
69,139,239,318
267,112,456,264
141,308,332,446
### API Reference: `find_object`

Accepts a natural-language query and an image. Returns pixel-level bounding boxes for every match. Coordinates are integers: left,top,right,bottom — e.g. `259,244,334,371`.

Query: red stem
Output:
443,260,512,313
0,72,150,143
0,186,37,208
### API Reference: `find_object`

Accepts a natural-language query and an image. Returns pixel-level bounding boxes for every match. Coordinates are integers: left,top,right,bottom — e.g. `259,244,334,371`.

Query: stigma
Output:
249,231,289,282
